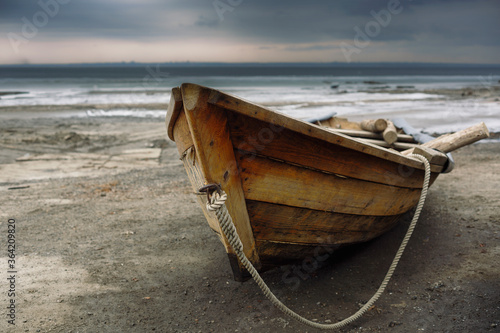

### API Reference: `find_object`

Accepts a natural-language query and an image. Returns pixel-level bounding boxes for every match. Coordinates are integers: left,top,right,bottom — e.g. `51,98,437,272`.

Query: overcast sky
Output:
1,0,499,64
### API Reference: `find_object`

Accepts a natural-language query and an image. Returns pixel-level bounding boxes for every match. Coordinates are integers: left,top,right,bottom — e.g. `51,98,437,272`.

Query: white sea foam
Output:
83,109,166,118
1,74,499,133
0,89,169,107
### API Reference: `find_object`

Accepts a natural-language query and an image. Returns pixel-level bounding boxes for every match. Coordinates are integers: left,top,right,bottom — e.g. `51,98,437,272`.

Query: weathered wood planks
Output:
236,152,422,216
227,111,439,188
178,84,262,278
166,83,457,280
247,200,402,245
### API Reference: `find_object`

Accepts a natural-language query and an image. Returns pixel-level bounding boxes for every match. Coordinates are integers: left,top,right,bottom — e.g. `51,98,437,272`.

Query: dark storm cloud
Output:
2,0,499,52
206,0,500,46
2,0,191,39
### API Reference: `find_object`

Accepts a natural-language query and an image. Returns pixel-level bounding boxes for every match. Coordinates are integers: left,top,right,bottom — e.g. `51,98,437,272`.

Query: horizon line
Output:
1,61,500,67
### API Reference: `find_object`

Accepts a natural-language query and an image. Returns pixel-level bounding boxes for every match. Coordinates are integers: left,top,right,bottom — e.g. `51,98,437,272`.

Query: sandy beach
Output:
1,93,499,332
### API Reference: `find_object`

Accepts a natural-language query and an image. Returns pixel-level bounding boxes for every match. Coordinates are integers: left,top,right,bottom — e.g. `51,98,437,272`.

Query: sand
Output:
0,114,499,332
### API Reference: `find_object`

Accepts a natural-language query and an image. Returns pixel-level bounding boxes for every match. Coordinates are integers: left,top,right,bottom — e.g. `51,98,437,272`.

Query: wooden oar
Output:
322,128,416,142
357,138,418,150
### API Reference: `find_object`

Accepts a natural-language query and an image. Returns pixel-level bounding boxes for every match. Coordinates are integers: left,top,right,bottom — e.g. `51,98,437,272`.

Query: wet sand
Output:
0,111,499,332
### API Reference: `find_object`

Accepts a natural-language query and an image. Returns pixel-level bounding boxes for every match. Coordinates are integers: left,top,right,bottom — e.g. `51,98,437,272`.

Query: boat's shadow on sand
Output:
266,206,427,281
247,202,443,318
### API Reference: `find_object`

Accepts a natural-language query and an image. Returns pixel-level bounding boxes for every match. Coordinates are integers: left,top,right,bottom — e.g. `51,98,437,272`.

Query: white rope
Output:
207,154,431,330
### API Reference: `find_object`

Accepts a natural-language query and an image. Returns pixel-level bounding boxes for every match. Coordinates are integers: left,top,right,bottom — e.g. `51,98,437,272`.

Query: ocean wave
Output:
1,73,498,134
83,109,166,118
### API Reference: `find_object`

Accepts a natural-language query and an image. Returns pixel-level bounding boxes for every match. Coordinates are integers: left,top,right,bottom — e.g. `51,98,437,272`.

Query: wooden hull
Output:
166,84,446,281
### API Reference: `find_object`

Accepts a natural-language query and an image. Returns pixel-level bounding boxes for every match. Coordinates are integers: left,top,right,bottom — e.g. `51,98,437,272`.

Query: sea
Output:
1,64,499,134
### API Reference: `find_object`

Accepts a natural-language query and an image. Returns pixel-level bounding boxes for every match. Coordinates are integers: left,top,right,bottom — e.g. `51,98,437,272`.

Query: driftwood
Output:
402,122,489,155
382,121,398,145
359,119,398,145
360,119,387,133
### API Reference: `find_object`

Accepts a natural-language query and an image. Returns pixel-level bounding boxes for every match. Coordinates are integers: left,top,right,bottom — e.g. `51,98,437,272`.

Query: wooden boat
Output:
166,83,489,281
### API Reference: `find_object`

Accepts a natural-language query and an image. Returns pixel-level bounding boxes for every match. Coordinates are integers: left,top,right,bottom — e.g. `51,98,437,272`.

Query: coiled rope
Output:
206,154,431,330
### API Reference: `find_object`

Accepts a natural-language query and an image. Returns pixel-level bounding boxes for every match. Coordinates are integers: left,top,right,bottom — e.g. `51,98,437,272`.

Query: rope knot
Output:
206,191,228,212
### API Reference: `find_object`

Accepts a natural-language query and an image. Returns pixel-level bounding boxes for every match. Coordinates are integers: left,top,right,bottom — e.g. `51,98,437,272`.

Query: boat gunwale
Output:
168,83,445,172
166,87,183,141
203,86,437,171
